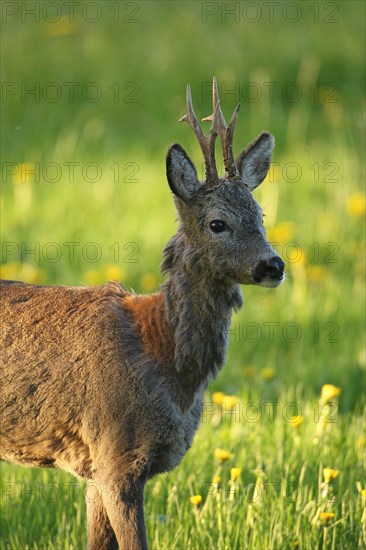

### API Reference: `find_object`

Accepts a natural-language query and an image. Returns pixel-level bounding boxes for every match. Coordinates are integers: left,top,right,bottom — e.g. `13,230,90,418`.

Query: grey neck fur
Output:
161,228,243,393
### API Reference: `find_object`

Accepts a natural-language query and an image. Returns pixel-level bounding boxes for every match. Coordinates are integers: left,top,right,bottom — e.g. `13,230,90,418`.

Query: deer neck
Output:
161,231,243,394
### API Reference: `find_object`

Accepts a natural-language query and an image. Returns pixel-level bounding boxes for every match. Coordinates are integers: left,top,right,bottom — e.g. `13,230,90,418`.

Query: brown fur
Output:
123,293,175,367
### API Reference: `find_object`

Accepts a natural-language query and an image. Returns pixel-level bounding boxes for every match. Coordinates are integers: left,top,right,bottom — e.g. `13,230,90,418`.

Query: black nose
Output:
254,256,285,282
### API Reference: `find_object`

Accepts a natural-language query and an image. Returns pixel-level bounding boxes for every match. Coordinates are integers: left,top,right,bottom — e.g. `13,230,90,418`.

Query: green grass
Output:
1,395,365,549
1,1,365,549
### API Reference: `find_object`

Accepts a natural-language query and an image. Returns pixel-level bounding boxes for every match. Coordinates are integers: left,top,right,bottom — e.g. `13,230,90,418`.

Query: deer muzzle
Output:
253,256,286,287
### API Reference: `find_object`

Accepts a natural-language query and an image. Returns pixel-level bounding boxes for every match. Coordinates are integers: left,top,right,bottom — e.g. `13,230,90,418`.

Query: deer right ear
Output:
166,144,200,202
236,132,275,191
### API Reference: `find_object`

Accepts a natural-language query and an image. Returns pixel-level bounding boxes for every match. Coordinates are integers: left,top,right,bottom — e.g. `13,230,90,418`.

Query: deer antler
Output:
202,77,241,179
179,83,220,183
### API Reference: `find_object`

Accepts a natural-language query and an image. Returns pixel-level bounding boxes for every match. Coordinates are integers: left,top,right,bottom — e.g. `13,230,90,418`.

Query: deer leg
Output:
86,481,118,550
100,477,148,550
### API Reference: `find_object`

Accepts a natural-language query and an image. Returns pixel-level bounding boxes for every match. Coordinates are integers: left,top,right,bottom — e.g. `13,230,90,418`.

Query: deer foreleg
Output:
86,481,118,550
96,477,148,550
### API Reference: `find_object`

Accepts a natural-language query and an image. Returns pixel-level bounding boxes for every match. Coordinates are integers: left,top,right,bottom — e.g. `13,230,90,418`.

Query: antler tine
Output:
211,76,228,131
224,103,241,178
203,77,241,179
179,84,219,183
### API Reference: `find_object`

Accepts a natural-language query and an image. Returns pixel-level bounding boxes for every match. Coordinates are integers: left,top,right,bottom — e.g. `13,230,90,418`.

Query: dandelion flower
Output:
320,512,335,525
0,262,44,284
347,193,366,217
83,269,101,286
289,415,304,428
323,468,339,483
104,264,126,281
212,392,226,405
288,248,306,266
307,265,326,284
321,384,341,402
267,222,295,244
212,476,221,485
214,448,233,463
189,495,202,507
140,273,158,292
21,264,45,284
222,395,240,410
260,367,276,381
0,262,21,279
230,467,242,482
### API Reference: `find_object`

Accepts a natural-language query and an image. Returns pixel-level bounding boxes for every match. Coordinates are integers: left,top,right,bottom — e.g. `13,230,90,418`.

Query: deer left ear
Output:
166,144,200,202
236,132,275,191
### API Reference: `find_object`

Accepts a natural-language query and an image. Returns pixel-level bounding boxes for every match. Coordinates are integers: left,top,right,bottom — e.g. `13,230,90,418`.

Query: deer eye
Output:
209,220,226,233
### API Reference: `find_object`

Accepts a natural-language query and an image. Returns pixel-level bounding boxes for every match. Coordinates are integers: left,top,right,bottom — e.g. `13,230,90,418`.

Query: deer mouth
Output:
255,274,286,288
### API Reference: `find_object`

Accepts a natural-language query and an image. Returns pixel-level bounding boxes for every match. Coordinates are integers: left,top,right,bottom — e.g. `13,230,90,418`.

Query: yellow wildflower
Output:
289,415,304,428
214,448,233,463
222,395,240,410
20,264,45,284
0,262,44,284
212,476,221,485
307,265,326,284
212,393,240,409
140,273,158,292
189,495,202,507
361,489,366,501
319,512,335,525
267,222,295,244
260,367,276,381
104,264,126,281
347,193,366,217
321,384,341,402
83,269,101,286
0,262,21,279
230,467,242,482
212,392,226,405
323,468,339,483
288,248,306,266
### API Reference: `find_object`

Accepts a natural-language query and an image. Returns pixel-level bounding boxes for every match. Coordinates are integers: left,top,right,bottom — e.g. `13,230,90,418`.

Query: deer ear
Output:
166,144,200,202
236,132,274,191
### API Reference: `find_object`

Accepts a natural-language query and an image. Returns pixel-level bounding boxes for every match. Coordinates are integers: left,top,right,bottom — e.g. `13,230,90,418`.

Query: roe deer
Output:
0,77,285,550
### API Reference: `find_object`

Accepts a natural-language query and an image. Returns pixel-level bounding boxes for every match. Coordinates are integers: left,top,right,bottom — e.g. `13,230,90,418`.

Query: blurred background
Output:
1,1,364,409
1,2,365,548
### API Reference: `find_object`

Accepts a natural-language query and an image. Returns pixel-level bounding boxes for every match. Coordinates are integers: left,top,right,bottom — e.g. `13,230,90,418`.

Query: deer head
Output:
165,77,285,288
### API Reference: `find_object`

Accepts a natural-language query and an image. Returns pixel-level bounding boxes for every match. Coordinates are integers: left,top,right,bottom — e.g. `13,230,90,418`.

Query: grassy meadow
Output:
1,1,365,549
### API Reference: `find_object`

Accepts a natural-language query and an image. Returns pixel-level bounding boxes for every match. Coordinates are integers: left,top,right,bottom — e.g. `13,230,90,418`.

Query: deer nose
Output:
254,256,285,282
